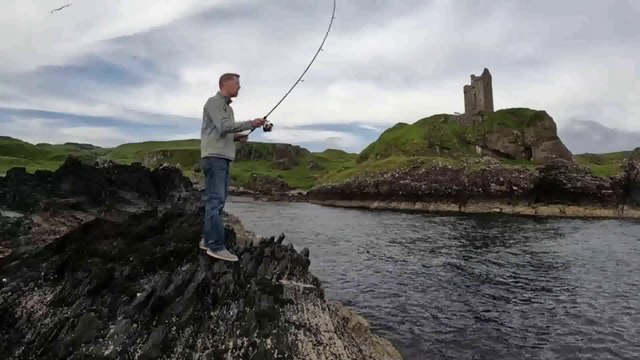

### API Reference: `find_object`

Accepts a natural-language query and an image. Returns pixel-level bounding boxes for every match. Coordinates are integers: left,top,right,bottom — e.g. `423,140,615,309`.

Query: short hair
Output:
219,73,240,88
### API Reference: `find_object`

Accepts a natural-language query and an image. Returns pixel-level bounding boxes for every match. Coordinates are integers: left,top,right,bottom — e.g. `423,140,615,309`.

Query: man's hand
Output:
250,118,267,128
234,133,249,143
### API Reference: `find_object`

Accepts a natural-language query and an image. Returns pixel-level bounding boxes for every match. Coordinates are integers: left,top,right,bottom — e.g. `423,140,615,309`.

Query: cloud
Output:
0,109,194,147
0,0,231,72
559,120,640,154
0,0,639,154
251,126,368,153
0,116,148,147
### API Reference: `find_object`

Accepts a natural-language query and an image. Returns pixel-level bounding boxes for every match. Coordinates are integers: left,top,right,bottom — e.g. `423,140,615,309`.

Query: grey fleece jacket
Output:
200,92,253,161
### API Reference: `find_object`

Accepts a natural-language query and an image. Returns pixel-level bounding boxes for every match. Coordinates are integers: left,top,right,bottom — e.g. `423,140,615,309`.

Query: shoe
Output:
199,238,208,251
206,248,239,262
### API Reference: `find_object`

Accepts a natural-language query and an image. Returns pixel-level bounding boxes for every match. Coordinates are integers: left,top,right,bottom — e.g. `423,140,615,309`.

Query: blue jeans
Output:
201,156,231,251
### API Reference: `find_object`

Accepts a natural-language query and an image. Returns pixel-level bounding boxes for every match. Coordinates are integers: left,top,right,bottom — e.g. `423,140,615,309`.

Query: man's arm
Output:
234,133,249,142
205,99,253,135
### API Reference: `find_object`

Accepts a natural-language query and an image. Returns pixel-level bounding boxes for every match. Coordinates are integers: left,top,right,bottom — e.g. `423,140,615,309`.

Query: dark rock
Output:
274,158,295,170
235,142,309,164
0,158,401,359
6,167,27,177
308,163,533,204
94,157,115,168
308,158,639,212
533,159,615,205
623,160,640,207
307,160,324,171
245,173,292,195
0,155,192,213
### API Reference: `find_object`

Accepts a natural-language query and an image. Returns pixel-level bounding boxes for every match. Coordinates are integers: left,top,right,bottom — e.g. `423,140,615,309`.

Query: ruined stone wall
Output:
463,68,494,115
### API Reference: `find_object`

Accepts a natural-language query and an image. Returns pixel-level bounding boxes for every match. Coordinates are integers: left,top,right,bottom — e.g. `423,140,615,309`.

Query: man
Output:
199,73,266,261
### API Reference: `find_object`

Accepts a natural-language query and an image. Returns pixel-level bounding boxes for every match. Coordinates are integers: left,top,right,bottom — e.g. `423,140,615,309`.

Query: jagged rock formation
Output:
0,157,191,214
236,143,310,166
474,111,572,162
245,173,293,195
307,159,640,218
623,158,640,206
0,156,401,359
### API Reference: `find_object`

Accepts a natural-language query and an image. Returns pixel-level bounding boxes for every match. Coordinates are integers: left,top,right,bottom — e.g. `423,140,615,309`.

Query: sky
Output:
0,0,638,153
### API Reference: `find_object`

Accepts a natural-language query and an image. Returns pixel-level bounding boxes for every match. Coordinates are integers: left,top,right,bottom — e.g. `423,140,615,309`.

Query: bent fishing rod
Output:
249,0,336,134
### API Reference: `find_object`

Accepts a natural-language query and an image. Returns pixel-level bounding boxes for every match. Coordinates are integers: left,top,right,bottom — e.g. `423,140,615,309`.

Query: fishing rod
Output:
249,0,337,134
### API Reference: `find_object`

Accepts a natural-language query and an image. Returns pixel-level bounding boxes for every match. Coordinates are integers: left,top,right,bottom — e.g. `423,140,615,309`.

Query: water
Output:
225,197,640,359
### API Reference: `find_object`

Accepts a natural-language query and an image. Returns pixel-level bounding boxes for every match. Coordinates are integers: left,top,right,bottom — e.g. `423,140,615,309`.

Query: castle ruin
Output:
463,68,494,115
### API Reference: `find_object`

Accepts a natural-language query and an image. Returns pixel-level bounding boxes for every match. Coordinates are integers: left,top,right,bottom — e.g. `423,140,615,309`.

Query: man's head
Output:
219,73,240,98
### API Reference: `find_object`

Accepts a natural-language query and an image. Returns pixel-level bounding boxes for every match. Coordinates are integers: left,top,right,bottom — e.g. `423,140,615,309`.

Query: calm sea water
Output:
225,197,640,360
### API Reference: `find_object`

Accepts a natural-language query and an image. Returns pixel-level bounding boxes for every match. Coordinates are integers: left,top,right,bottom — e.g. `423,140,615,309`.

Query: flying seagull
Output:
50,4,72,14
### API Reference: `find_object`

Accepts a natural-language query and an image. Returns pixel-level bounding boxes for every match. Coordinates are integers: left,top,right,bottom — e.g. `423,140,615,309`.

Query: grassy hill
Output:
0,136,108,173
0,136,361,190
1,108,637,188
574,149,639,177
105,140,360,189
358,108,550,162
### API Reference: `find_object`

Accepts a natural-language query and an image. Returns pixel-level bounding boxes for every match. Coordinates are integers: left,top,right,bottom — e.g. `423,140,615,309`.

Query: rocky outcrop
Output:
307,159,640,218
142,148,194,170
0,156,191,213
533,159,617,205
0,156,401,359
189,142,310,174
236,143,310,165
623,159,640,206
475,111,573,162
245,173,293,195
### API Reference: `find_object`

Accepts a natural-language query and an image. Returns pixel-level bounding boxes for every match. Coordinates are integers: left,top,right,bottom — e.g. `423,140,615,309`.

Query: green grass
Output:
0,136,363,189
477,108,547,131
319,155,461,184
229,148,359,189
0,156,63,174
106,139,199,163
2,114,637,188
574,150,634,177
358,108,549,164
0,137,108,174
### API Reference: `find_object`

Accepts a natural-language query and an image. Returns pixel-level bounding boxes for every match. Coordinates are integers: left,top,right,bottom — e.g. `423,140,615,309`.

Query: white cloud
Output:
58,126,144,147
0,0,235,72
0,116,150,147
258,128,367,152
0,0,639,152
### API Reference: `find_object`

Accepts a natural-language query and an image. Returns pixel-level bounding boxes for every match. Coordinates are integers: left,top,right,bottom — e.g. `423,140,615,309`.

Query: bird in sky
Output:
50,4,72,14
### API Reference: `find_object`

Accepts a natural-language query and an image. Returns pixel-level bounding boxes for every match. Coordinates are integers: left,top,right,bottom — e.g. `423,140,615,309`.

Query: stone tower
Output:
463,68,494,115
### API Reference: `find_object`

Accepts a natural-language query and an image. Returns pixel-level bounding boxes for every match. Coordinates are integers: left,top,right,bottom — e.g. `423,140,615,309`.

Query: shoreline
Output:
307,199,640,220
226,193,640,220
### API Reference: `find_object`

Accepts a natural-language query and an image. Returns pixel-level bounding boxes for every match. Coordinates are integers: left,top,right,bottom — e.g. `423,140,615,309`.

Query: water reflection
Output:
225,198,640,360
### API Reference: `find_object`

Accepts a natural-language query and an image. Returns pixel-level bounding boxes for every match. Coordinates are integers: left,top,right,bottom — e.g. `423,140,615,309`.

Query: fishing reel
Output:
248,119,274,134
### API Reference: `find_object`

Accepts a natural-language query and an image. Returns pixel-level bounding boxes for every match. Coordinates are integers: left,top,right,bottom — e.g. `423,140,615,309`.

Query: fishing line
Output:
249,0,337,134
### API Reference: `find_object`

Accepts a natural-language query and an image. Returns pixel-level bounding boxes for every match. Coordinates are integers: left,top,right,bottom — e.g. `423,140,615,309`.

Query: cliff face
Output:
235,143,311,170
0,157,401,359
476,111,572,162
